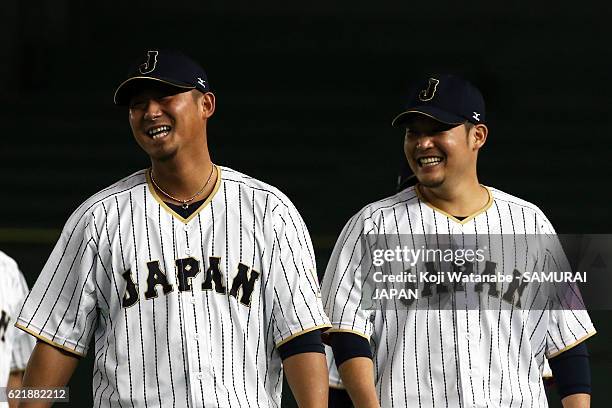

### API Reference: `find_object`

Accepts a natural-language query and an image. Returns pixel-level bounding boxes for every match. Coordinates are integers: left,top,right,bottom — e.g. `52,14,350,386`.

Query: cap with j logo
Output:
113,49,210,106
391,74,485,127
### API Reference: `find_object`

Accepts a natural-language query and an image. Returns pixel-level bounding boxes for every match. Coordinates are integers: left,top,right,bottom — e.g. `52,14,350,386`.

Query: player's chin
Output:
142,144,179,162
417,175,445,188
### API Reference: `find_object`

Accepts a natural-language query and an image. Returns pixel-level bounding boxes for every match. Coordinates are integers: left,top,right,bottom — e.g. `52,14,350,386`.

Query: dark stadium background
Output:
1,1,610,406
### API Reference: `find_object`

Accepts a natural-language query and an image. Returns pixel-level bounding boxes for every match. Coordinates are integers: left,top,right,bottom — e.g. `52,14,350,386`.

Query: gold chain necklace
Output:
150,165,215,209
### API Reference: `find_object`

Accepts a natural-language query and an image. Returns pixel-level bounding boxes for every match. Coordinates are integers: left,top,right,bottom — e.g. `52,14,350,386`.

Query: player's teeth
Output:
152,131,169,140
419,157,442,166
147,126,171,136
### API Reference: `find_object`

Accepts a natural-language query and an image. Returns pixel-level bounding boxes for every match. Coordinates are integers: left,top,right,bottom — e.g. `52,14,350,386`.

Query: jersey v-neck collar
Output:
415,183,493,225
146,165,222,224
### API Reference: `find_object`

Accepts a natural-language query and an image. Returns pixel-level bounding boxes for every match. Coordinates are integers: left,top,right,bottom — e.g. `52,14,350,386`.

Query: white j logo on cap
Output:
419,78,440,101
139,51,158,74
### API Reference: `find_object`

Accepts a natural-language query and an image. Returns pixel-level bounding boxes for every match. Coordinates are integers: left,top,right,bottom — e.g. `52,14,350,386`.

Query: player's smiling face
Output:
128,84,213,161
403,116,479,188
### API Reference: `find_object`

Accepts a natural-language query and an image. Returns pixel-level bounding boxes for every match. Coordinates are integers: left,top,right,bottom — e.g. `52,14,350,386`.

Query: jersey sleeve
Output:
537,215,596,358
270,200,330,346
10,270,35,371
16,208,99,356
321,212,375,340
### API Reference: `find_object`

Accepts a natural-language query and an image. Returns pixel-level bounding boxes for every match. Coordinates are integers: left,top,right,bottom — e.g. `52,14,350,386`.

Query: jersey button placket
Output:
454,309,474,406
178,222,206,407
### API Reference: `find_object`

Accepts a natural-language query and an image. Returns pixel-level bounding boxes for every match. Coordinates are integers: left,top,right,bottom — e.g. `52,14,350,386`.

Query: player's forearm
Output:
338,357,380,408
18,342,79,408
7,371,24,408
561,393,590,408
283,352,328,407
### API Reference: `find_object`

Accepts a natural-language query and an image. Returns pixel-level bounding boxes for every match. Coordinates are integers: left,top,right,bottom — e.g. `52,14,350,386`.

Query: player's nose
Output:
143,99,163,121
415,135,435,150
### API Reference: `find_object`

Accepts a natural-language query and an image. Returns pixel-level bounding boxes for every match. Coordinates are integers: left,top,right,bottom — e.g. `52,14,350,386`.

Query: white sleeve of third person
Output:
10,269,35,372
16,207,99,356
270,200,330,347
321,211,375,340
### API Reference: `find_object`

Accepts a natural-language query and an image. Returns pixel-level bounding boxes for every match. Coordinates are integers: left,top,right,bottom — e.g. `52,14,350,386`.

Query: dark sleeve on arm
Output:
330,332,372,367
548,342,591,398
277,329,324,361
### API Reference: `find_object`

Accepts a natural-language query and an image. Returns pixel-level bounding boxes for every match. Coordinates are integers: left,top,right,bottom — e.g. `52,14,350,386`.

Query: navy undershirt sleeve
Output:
548,342,591,398
277,329,324,361
330,332,372,367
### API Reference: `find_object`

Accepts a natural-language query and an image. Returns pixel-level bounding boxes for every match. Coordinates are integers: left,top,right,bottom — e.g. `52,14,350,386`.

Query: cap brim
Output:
391,106,465,128
113,76,195,106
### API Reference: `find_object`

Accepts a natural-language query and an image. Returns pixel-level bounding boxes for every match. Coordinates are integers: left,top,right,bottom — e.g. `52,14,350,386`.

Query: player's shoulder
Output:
487,186,548,218
88,169,148,204
355,186,420,220
487,185,556,233
64,170,148,227
219,166,299,213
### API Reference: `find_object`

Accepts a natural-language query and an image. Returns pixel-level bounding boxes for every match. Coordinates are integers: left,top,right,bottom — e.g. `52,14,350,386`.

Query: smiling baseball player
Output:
15,49,330,408
321,75,596,408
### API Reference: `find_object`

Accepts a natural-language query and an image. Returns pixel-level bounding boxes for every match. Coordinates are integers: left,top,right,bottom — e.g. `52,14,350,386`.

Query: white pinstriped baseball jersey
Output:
0,251,35,401
321,185,595,408
17,165,330,408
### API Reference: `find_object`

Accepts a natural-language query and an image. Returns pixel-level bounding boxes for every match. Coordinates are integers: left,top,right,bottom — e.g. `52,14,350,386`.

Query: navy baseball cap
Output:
391,74,485,127
113,49,210,106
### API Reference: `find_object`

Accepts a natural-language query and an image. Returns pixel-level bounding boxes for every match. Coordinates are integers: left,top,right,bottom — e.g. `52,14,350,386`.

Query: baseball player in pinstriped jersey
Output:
321,75,595,407
0,251,35,408
16,50,330,407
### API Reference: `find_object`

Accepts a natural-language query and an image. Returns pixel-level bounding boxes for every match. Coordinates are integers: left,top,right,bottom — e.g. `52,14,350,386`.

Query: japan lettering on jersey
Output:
17,166,330,408
0,251,35,398
321,185,595,408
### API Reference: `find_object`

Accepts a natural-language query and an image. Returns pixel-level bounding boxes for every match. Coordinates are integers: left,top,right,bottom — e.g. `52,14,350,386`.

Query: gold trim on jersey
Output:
325,328,371,341
415,184,493,225
328,383,346,390
146,165,222,224
14,322,85,357
275,324,332,347
542,373,554,379
546,330,597,359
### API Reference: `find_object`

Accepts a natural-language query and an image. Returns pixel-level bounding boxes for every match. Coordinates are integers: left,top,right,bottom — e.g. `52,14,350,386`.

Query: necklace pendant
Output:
182,203,189,210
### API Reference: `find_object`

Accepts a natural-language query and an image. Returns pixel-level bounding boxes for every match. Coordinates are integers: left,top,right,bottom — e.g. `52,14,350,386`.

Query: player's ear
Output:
197,91,216,119
472,124,488,151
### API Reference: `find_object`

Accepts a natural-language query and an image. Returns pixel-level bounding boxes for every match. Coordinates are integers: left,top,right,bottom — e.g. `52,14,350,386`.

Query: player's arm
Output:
538,219,595,408
270,201,331,406
7,371,23,389
18,342,79,408
561,394,590,408
320,210,380,407
15,209,99,408
330,332,379,408
278,329,328,407
283,352,328,407
548,342,591,408
7,371,24,408
337,358,378,408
